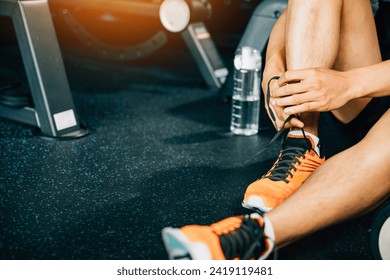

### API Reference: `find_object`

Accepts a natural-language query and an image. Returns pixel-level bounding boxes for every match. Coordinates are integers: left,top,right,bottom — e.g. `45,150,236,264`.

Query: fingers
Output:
272,82,313,98
274,117,304,131
267,79,280,95
278,69,312,86
273,115,305,131
266,97,306,130
265,72,308,130
284,102,320,115
271,92,314,107
288,117,305,129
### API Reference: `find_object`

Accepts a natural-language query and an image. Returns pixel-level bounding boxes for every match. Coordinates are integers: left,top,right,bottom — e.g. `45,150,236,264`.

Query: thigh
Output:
362,108,390,146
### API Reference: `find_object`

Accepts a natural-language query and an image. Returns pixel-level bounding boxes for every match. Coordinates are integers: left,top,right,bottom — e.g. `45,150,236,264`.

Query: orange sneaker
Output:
162,213,274,260
242,132,325,212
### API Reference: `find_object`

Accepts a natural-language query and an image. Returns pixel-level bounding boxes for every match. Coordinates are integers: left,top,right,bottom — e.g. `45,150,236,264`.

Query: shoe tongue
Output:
283,135,313,150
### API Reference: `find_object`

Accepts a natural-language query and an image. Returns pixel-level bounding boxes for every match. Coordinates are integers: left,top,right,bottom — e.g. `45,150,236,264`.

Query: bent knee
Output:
357,109,390,160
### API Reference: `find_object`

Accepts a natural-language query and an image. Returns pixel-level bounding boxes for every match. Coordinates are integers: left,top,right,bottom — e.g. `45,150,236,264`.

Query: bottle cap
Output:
234,46,261,70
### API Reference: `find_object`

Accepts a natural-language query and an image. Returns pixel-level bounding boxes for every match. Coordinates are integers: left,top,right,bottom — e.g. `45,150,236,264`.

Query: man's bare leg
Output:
284,0,381,133
266,109,390,247
162,109,389,259
331,0,382,122
264,0,386,247
162,113,389,259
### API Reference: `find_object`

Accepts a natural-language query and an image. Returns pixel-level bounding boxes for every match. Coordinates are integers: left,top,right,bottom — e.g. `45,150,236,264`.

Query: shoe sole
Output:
162,227,212,260
242,196,272,213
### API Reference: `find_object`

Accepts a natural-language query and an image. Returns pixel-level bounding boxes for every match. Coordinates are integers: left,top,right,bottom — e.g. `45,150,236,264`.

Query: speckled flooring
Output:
0,41,375,260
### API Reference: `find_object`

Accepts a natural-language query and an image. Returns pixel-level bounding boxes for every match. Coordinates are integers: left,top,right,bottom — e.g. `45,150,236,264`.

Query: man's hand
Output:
271,68,353,115
263,78,304,131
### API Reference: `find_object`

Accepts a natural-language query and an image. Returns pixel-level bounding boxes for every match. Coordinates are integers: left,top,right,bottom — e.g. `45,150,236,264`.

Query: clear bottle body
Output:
230,47,261,136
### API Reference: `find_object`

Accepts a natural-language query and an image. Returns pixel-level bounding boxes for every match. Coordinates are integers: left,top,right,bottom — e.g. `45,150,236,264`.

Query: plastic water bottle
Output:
230,46,261,136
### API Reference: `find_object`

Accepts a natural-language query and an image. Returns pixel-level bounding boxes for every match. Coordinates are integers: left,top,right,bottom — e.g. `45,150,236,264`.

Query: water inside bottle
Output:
230,95,260,136
230,66,260,136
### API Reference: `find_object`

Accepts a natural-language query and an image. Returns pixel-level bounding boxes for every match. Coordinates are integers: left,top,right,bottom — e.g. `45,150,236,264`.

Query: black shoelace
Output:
263,144,308,183
219,215,266,260
245,76,311,165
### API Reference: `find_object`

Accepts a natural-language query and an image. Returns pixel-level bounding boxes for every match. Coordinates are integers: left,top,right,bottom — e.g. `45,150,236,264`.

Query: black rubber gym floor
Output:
0,41,375,260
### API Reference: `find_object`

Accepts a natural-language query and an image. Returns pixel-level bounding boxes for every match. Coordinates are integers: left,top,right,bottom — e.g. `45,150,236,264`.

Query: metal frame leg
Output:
0,0,87,139
181,22,229,89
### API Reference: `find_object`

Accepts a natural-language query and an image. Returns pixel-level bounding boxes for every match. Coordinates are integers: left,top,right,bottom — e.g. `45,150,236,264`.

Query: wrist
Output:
345,69,366,100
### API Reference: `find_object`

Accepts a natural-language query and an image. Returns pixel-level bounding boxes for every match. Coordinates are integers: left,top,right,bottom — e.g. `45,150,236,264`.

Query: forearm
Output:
348,60,390,99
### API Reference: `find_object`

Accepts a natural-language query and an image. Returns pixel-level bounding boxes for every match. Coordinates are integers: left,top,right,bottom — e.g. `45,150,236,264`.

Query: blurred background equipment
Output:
50,0,168,62
0,0,265,137
0,0,88,139
49,0,229,88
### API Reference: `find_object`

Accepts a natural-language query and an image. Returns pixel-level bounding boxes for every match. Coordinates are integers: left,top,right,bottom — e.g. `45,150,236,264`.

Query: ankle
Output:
291,127,318,136
295,112,319,135
288,130,321,156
